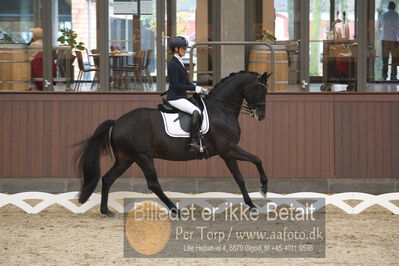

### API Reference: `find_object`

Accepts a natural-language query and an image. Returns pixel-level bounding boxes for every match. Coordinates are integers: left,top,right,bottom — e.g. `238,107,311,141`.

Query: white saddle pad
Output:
160,99,210,138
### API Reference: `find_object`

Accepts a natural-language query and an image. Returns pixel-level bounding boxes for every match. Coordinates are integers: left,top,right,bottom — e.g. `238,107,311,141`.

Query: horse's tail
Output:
77,120,115,204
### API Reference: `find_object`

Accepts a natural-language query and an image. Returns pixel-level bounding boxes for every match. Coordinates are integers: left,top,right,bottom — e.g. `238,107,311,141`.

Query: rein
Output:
211,97,254,115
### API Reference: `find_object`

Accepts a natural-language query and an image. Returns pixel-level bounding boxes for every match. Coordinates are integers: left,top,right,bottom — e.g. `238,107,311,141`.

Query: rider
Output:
166,36,209,151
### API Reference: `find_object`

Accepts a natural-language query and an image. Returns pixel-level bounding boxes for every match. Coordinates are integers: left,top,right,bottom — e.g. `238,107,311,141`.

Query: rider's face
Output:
175,47,187,57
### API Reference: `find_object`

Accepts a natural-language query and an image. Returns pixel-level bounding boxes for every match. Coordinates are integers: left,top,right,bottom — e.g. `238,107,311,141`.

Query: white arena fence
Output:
0,192,398,215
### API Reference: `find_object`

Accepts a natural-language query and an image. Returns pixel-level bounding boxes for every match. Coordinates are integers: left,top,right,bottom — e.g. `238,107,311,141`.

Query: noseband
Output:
245,75,267,118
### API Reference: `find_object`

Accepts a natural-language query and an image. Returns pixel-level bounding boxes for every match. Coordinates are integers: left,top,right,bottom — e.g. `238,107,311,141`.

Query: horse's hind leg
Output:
100,159,133,217
136,154,178,213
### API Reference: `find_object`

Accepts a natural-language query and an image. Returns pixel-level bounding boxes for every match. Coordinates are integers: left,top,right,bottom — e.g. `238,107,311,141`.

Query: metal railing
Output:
189,41,275,91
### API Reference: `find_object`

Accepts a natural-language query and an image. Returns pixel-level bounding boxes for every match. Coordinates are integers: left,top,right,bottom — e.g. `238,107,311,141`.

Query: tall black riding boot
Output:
188,110,201,152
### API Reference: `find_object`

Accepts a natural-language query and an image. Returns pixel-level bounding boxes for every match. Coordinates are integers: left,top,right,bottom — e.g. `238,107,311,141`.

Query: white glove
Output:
195,86,203,94
195,86,209,95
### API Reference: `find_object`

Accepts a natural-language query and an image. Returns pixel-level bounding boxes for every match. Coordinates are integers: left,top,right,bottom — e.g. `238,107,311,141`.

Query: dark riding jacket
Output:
167,56,195,100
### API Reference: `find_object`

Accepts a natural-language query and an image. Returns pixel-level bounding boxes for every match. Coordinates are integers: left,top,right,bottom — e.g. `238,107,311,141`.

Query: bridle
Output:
244,74,267,119
211,74,267,117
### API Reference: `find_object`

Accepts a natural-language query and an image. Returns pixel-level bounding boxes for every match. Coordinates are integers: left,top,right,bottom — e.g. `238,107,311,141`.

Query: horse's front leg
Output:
223,143,268,198
222,157,256,209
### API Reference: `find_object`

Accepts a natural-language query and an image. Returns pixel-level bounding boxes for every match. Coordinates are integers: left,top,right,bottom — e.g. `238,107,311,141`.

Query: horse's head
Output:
243,72,272,121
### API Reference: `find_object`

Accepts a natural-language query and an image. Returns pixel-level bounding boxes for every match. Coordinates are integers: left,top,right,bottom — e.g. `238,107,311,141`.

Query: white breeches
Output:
168,98,201,115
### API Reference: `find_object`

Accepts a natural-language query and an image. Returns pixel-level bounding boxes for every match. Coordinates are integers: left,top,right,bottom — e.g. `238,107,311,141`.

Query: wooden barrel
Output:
0,44,31,90
248,44,289,90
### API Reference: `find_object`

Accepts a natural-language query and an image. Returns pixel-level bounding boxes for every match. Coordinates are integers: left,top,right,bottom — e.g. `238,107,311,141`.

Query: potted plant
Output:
56,28,85,82
0,30,15,44
57,28,85,51
262,29,277,43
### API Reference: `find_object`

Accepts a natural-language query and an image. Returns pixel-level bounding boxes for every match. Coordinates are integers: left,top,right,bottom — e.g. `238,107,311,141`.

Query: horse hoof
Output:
170,208,181,218
249,206,258,213
101,209,116,217
259,190,267,198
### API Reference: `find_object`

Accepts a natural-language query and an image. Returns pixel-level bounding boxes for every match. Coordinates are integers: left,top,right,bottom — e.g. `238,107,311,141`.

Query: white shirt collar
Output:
174,54,185,68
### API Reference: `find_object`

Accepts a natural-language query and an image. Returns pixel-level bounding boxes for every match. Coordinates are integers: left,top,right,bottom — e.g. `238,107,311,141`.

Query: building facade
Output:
1,0,399,92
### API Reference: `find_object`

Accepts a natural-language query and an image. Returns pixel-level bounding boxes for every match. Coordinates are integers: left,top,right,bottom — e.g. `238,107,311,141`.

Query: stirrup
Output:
187,139,206,153
198,135,205,153
188,141,201,152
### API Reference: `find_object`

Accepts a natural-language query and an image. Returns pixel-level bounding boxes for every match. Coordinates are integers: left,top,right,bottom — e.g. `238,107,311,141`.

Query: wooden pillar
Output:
262,0,275,34
133,15,141,52
220,0,245,78
196,0,209,84
34,0,41,27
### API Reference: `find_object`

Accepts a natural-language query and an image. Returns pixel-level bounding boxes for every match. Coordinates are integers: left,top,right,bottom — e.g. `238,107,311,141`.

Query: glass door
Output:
274,0,302,91
108,0,162,91
0,0,35,91
38,0,167,92
247,0,302,91
309,0,358,91
367,0,399,91
0,0,61,91
33,0,98,91
54,0,97,91
158,0,167,91
165,0,212,87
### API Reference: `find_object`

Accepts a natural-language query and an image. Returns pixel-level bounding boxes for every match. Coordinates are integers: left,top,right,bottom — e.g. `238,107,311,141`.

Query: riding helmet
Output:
169,36,189,53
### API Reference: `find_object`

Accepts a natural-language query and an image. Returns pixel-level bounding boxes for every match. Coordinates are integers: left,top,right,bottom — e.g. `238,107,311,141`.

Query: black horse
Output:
77,71,271,216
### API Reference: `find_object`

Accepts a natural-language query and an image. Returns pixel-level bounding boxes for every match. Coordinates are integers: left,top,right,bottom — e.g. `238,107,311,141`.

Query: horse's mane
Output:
209,71,258,95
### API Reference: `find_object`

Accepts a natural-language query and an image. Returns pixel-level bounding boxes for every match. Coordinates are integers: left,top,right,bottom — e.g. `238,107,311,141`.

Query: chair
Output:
85,48,95,66
90,49,100,69
144,50,153,90
74,50,99,91
109,54,130,90
122,50,146,90
136,50,146,89
79,49,97,81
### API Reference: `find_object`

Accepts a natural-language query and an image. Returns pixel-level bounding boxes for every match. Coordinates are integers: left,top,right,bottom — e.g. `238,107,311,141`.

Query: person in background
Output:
378,1,399,81
166,36,209,152
28,28,43,60
28,27,43,47
28,27,56,90
28,28,44,89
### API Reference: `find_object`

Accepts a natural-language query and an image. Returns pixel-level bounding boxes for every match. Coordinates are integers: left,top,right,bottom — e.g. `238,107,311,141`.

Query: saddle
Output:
158,93,204,112
157,94,209,138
